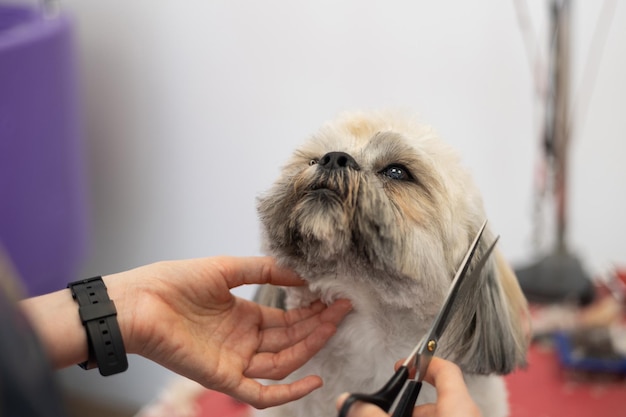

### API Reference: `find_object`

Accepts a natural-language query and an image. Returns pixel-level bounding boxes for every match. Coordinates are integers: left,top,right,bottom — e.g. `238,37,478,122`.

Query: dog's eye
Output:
380,165,413,181
309,159,318,166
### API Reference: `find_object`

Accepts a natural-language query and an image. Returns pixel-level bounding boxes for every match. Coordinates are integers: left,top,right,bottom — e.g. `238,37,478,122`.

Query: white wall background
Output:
17,0,626,411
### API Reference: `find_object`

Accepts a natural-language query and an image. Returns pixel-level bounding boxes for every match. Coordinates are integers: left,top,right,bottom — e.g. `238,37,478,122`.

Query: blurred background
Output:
1,0,625,415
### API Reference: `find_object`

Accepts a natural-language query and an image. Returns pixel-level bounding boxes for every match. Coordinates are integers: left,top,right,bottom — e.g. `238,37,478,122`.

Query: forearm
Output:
19,287,89,368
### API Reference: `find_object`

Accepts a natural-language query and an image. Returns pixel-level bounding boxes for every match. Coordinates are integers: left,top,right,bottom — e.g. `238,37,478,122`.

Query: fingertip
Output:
294,375,324,399
423,357,472,402
308,300,327,312
336,392,350,410
256,375,324,409
321,299,353,323
304,374,324,390
334,298,354,312
425,356,463,383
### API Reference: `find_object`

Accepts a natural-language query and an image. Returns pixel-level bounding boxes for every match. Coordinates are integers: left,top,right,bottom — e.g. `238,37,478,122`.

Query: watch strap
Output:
67,277,128,376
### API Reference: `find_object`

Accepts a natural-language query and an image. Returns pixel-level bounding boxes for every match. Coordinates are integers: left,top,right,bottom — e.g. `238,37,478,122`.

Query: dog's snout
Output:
318,152,359,171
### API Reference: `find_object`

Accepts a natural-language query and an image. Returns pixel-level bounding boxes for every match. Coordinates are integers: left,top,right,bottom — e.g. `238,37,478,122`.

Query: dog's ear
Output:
441,246,529,375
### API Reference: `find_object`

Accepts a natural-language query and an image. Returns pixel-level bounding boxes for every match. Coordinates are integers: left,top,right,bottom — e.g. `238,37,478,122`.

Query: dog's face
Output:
257,110,528,374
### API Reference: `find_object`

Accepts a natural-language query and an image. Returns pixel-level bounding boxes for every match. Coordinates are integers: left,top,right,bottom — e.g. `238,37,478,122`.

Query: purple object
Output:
0,5,89,296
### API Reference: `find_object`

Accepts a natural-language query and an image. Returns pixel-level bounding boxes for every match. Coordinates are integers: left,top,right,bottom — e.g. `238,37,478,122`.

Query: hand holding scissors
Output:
337,220,497,417
336,357,481,417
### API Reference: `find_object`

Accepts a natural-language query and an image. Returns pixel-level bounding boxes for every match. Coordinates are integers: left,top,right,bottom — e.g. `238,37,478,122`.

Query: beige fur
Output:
255,110,529,417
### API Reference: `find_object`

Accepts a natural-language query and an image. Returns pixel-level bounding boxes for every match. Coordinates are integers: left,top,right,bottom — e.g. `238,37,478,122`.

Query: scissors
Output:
338,219,499,417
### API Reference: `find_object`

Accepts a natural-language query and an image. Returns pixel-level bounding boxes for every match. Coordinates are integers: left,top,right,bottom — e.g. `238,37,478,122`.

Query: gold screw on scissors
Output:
427,340,436,352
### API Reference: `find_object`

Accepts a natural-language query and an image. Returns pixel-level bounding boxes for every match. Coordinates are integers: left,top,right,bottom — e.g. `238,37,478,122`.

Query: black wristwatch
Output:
67,277,128,376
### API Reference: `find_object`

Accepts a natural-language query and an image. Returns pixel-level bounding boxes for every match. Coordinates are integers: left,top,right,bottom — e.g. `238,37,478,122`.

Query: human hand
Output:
410,357,481,417
108,256,352,409
335,357,481,417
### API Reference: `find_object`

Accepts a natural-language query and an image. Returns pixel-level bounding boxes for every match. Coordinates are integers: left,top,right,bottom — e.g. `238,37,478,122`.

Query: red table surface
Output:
506,343,626,417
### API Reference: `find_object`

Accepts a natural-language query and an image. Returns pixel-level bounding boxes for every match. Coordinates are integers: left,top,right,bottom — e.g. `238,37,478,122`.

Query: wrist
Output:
102,262,183,363
101,269,158,358
101,273,138,355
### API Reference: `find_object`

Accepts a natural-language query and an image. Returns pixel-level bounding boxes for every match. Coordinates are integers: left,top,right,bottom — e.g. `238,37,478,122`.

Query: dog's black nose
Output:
318,152,360,171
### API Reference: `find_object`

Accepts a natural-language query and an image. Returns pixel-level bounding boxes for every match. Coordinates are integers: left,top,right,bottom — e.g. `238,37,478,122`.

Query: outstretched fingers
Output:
257,299,352,353
245,320,338,380
233,375,324,409
257,299,326,330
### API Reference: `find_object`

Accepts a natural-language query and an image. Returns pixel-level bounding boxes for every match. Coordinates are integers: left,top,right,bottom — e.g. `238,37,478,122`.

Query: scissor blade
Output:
443,234,500,333
402,220,496,372
431,220,489,342
411,234,500,387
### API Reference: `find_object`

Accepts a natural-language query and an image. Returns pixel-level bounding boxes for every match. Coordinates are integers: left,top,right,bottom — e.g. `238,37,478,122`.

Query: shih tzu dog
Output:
255,110,529,417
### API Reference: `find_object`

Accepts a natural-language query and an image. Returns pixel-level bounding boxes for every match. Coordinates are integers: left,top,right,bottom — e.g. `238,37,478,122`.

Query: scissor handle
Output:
391,380,422,417
337,367,409,417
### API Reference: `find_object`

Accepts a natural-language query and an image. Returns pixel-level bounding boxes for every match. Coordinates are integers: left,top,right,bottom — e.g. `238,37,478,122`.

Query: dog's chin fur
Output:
255,110,529,417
